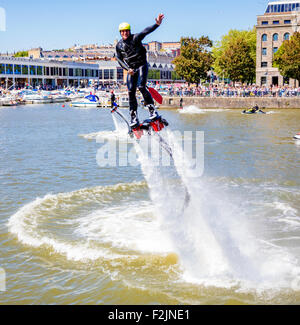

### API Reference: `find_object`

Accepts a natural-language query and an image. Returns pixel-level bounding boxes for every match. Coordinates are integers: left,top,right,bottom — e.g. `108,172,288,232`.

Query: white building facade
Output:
0,56,99,89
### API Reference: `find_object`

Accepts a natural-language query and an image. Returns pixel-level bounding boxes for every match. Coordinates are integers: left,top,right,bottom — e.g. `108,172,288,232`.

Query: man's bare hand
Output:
155,13,164,25
128,69,135,76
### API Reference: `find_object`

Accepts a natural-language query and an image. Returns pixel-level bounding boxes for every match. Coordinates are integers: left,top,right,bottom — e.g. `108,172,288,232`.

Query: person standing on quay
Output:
116,14,164,129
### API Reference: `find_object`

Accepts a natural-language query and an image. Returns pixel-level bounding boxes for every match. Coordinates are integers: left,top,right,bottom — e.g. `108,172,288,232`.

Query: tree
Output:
14,51,29,58
172,36,213,85
212,28,256,84
273,32,300,84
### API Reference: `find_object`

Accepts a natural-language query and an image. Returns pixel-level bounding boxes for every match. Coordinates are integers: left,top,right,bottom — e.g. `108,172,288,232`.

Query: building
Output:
96,52,183,85
148,41,162,52
161,42,181,51
256,0,300,87
0,56,99,89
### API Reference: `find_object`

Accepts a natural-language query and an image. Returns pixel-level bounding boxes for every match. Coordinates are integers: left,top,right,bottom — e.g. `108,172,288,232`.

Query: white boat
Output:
22,91,52,104
71,94,100,108
0,95,22,106
51,91,69,103
293,133,300,140
117,93,129,107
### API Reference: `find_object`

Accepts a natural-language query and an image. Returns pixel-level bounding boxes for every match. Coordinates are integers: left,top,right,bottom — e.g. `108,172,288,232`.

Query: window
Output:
22,65,28,75
261,76,267,85
44,67,50,76
273,47,278,54
148,69,160,80
69,68,74,77
117,68,123,81
29,66,36,75
0,64,5,74
109,69,115,79
6,64,13,74
273,20,280,25
104,69,109,79
261,62,268,68
284,20,291,24
37,66,43,76
284,33,290,41
283,76,289,85
262,21,268,25
262,48,267,56
262,34,268,42
273,33,279,41
99,70,103,79
75,68,82,77
14,65,21,75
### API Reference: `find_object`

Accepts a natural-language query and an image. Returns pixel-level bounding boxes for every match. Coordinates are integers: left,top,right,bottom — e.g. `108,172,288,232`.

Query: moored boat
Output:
71,94,100,108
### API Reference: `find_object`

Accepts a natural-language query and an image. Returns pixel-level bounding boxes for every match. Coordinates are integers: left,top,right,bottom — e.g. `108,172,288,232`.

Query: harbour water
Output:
1,103,300,305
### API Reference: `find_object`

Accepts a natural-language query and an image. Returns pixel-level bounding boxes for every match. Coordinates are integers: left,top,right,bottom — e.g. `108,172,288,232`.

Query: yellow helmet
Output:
119,22,131,31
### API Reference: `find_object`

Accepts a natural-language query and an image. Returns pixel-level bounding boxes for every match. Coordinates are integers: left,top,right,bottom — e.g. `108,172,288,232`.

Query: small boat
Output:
118,93,129,107
293,133,300,140
71,94,100,108
0,95,22,106
21,90,52,104
51,91,69,103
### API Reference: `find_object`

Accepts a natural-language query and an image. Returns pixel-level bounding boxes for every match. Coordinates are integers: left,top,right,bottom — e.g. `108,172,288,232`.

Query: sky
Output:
0,0,269,53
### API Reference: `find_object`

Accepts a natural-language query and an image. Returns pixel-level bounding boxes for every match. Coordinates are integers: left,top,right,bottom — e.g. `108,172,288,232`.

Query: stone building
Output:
256,0,300,87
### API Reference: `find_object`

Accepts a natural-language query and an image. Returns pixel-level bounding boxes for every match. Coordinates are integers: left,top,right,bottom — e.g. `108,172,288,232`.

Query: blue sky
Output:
0,0,269,53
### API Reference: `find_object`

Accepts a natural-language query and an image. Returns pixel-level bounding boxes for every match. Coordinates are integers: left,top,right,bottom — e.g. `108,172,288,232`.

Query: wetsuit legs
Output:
137,64,154,106
127,63,155,126
127,72,139,126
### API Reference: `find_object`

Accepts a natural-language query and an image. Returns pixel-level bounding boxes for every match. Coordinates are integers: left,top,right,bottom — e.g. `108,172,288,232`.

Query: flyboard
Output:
111,102,190,212
293,133,300,140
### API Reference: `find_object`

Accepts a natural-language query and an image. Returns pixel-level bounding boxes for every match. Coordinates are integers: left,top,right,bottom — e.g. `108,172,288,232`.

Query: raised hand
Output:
155,13,164,25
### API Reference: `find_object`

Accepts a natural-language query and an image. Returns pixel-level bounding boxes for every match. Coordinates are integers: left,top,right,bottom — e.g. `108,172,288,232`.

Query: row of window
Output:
262,20,292,25
0,64,99,77
262,33,290,42
262,47,278,55
148,69,183,81
265,3,300,13
0,63,179,81
261,76,290,86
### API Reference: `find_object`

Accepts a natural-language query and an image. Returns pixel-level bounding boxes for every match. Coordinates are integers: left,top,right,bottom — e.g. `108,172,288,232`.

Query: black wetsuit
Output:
116,23,160,124
111,93,116,108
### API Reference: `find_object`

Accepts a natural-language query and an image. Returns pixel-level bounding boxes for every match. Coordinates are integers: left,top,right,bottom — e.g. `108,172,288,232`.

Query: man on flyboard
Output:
116,14,164,131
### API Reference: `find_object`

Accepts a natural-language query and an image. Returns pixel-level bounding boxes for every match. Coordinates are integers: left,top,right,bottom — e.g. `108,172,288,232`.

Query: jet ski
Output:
242,106,266,115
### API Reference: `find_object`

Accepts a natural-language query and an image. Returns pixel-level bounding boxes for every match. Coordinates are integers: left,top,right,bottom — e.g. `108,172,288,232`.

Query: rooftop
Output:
265,1,300,13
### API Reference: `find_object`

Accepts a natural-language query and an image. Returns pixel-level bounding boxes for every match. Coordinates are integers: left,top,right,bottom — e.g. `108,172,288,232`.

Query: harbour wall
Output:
162,97,300,109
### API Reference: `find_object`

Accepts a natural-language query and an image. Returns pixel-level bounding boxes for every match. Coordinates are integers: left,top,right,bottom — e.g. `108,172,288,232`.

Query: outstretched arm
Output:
135,13,164,42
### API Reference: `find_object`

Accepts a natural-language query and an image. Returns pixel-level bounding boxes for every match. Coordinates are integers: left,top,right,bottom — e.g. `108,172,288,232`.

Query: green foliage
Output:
13,51,29,58
172,36,213,85
212,28,256,83
148,69,160,80
273,32,300,83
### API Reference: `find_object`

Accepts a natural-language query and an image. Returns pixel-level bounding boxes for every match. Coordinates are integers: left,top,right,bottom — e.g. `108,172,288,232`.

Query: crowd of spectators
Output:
153,84,300,98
